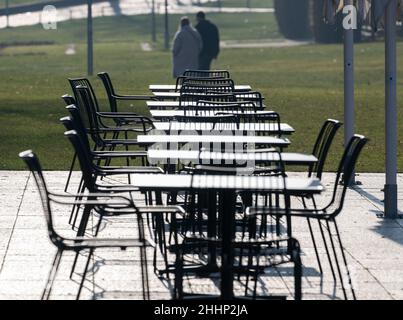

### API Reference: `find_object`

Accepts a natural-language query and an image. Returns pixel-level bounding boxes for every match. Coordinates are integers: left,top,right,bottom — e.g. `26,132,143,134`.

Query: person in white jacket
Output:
172,16,203,78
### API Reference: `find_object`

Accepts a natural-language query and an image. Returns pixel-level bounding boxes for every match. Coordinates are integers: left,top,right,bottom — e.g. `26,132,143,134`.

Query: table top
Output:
147,150,317,165
152,91,261,100
130,173,324,193
150,109,274,119
152,121,294,134
147,101,265,110
149,84,252,92
137,134,290,146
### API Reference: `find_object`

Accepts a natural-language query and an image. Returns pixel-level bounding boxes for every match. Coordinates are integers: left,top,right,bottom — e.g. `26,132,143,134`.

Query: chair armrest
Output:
48,192,135,209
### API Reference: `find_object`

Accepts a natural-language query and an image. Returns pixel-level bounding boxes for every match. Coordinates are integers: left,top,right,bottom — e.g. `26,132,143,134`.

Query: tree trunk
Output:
274,0,311,40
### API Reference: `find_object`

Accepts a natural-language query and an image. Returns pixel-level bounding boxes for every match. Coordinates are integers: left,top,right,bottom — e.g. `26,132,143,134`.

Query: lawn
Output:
0,12,402,172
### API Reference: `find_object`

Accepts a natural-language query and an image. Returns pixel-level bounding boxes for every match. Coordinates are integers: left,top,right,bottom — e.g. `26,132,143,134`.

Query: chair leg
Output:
311,197,337,282
307,217,323,274
70,251,80,279
293,248,302,301
42,249,63,300
70,178,86,229
76,249,94,300
64,152,77,192
76,204,93,237
326,220,348,300
333,220,357,300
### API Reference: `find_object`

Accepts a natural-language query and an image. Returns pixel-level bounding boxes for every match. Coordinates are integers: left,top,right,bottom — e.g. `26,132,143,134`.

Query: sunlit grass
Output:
0,12,402,172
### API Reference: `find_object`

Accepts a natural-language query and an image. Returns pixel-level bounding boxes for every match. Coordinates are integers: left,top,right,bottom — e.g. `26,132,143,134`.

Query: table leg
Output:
220,189,236,299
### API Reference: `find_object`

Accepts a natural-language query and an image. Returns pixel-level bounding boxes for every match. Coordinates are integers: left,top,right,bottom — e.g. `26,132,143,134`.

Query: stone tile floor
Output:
0,170,403,300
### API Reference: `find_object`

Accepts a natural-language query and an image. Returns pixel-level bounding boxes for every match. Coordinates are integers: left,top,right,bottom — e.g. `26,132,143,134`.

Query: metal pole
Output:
151,0,156,42
384,0,398,219
164,0,169,50
87,0,93,76
344,0,355,184
5,0,9,28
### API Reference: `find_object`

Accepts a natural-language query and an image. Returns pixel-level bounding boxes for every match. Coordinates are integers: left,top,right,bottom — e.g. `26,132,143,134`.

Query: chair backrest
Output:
309,119,343,179
97,72,118,113
61,94,76,106
175,76,227,91
19,150,61,247
74,85,105,146
235,91,265,109
183,69,230,78
182,78,235,90
180,83,234,95
326,135,368,216
64,130,98,192
184,102,250,117
68,77,101,112
235,111,281,137
172,114,239,131
179,92,236,109
60,106,92,152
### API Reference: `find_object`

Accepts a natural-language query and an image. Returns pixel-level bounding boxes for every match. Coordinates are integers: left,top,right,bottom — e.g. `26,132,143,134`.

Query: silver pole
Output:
151,0,156,42
384,0,398,218
164,0,169,50
5,0,9,28
344,0,355,184
87,0,93,76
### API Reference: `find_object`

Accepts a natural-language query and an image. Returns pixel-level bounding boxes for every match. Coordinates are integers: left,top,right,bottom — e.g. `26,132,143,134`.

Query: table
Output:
130,173,324,299
152,91,262,100
153,121,294,135
147,149,317,166
147,100,265,110
149,84,252,92
150,109,274,120
137,134,290,147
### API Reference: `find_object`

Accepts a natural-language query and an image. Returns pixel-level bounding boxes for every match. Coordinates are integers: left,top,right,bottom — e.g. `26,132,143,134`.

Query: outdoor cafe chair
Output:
97,72,157,118
175,76,227,91
247,134,368,300
19,150,152,300
181,77,235,91
62,89,154,191
179,83,235,95
63,129,163,232
61,94,76,106
178,92,237,109
69,77,146,128
183,69,230,78
235,91,265,109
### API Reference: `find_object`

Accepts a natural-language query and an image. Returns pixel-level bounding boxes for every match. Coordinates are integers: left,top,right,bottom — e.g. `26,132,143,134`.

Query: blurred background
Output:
0,0,402,172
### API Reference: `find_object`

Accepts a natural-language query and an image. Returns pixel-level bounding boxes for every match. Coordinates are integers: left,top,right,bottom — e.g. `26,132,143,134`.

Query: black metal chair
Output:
62,94,76,106
247,134,368,300
63,129,163,232
69,76,145,128
180,83,235,95
19,150,152,300
178,92,237,109
183,69,230,78
97,72,156,117
175,76,227,92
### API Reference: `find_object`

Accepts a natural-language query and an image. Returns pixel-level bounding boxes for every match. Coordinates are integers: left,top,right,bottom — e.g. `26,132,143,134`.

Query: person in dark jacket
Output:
195,11,220,70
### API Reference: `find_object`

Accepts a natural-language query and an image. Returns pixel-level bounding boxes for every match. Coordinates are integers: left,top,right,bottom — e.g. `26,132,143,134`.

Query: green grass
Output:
0,12,402,172
198,0,274,8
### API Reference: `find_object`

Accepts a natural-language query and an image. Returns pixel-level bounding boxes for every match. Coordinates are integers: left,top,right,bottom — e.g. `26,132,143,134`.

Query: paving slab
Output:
0,170,402,300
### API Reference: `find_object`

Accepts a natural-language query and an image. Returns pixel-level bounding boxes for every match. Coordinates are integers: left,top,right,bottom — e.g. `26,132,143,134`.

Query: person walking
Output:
172,16,203,78
195,11,220,70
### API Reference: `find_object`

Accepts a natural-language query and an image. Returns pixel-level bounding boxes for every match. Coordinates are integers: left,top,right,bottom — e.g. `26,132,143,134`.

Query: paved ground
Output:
0,170,403,300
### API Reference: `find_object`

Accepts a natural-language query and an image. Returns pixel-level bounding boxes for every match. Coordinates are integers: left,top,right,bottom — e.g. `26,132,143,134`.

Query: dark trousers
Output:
199,55,214,70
